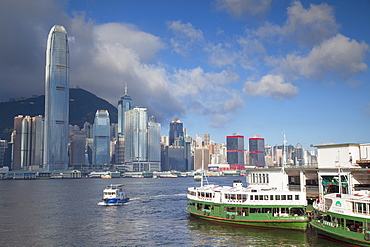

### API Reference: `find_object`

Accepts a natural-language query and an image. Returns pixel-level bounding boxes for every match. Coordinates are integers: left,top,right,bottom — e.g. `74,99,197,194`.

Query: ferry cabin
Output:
187,183,308,230
311,193,370,245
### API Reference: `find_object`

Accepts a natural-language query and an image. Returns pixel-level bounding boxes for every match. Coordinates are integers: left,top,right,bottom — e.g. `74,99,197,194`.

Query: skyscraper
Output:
93,110,111,165
226,134,245,170
117,85,134,135
147,116,161,167
169,118,184,146
249,135,266,167
43,25,69,171
124,107,148,164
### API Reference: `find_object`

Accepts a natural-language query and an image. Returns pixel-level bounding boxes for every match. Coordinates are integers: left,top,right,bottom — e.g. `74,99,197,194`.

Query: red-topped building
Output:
226,135,245,170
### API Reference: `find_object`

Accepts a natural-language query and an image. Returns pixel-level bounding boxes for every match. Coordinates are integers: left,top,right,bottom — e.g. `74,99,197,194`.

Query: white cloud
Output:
168,20,204,55
206,43,238,67
214,0,271,18
170,67,243,119
285,1,339,46
94,23,164,63
256,0,339,47
280,34,369,80
243,74,298,99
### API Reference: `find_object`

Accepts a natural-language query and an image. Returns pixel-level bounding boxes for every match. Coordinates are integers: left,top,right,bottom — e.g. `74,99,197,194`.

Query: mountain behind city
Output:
0,88,118,141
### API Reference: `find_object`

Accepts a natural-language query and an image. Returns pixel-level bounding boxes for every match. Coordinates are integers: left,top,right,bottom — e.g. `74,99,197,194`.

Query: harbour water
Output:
0,177,343,246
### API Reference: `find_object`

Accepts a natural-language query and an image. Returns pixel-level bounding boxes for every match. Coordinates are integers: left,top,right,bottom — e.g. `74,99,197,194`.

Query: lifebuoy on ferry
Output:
226,214,230,219
203,211,207,215
231,214,235,219
364,233,370,241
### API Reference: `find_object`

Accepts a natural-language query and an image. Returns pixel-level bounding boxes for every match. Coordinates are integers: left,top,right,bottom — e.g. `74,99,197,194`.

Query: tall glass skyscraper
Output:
118,85,134,135
148,116,161,162
226,135,245,170
93,110,111,165
169,118,184,146
124,107,148,163
43,25,69,171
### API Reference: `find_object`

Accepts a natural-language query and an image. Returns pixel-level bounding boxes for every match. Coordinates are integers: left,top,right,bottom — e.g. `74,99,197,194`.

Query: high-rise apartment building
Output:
12,115,44,170
204,132,210,147
117,86,134,135
43,25,69,171
93,110,111,165
169,118,184,146
249,135,266,167
226,134,245,170
194,147,210,171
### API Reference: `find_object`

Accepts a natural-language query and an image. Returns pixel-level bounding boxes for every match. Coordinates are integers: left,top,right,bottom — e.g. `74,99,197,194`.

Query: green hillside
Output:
0,88,118,141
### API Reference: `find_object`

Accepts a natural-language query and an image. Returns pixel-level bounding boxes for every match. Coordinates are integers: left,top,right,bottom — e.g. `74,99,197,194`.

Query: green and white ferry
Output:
311,190,370,246
186,169,309,231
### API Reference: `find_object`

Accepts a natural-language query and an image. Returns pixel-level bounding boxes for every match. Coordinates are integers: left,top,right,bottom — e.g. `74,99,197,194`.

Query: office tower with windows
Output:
169,118,184,146
226,134,245,170
124,107,148,166
93,110,111,165
148,116,161,171
118,85,134,135
43,25,69,171
69,131,86,167
249,135,266,167
0,140,7,168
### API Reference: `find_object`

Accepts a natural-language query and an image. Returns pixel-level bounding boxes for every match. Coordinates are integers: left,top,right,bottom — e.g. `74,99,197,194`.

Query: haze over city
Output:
0,0,369,147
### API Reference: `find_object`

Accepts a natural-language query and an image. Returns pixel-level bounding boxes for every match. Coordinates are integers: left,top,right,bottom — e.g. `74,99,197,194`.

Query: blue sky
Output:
0,0,369,148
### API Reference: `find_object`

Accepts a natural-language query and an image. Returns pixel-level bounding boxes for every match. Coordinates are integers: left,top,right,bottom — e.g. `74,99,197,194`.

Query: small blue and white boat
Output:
98,184,129,206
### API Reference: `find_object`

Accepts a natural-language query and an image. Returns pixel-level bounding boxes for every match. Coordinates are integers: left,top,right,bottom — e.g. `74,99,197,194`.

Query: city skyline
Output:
0,0,369,148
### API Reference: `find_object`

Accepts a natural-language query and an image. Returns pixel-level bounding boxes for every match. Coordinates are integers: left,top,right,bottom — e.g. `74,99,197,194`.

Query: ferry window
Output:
266,174,269,183
230,194,236,200
263,174,266,183
250,208,260,213
337,217,344,228
259,195,263,200
281,208,288,214
252,190,257,192
254,195,258,200
346,220,363,233
250,195,253,200
242,195,247,201
291,208,304,216
287,195,292,200
275,195,280,200
281,195,287,200
225,207,236,212
264,195,269,200
237,194,242,200
262,208,271,213
270,195,274,200
197,203,202,210
295,195,299,200
238,207,249,216
204,204,211,210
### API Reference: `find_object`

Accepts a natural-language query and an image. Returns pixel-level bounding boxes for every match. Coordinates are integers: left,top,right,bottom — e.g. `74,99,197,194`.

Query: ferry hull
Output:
186,207,308,231
310,221,370,246
98,198,129,206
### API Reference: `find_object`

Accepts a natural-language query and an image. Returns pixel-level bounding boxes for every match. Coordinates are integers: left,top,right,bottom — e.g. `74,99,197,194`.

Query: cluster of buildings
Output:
0,25,367,179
